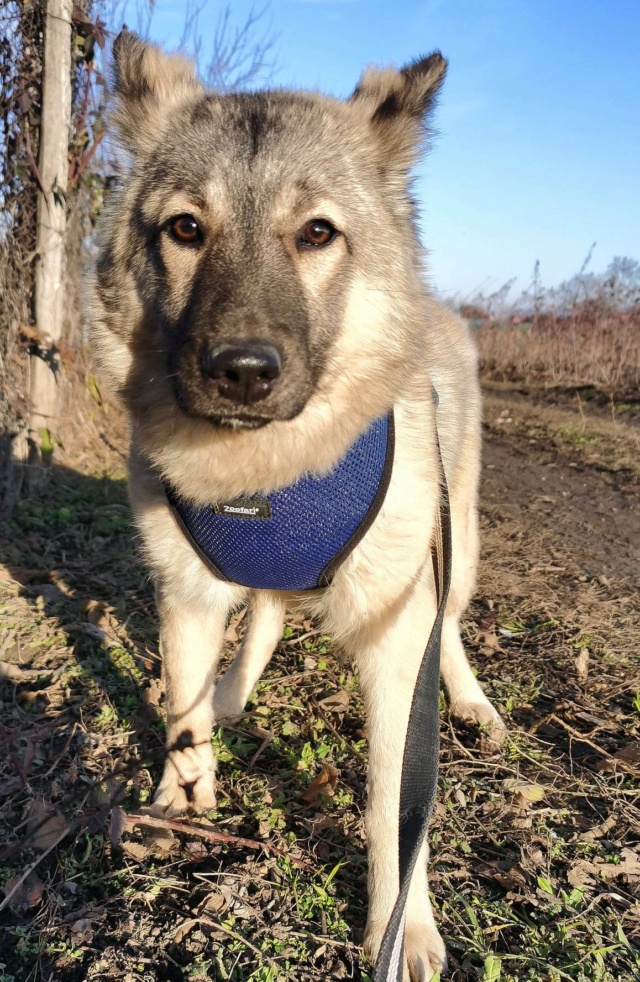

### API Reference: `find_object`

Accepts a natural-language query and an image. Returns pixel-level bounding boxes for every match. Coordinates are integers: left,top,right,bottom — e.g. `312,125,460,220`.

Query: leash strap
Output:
372,435,452,982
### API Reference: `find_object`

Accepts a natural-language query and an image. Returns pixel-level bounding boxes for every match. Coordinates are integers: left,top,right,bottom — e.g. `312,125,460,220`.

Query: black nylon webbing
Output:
371,436,452,982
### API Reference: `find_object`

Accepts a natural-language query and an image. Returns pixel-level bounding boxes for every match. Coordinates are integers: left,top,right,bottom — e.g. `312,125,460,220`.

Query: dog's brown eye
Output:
297,219,337,249
168,214,202,245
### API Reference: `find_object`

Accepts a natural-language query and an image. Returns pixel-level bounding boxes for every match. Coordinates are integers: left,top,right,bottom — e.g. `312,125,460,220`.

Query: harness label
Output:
214,498,272,520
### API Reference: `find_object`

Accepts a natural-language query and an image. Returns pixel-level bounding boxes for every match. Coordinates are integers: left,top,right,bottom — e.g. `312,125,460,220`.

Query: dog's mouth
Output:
172,368,312,430
205,413,273,430
173,384,307,430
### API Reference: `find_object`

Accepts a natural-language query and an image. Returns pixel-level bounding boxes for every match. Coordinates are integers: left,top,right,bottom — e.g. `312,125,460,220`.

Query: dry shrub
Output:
467,256,640,396
0,0,45,507
477,311,640,392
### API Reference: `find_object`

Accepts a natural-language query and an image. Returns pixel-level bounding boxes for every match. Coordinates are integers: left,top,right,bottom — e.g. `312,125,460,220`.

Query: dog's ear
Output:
350,52,447,172
111,30,203,153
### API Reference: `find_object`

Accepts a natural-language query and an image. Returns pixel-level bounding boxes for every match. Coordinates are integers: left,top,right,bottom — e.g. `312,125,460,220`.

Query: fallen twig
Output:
125,812,314,872
548,714,640,775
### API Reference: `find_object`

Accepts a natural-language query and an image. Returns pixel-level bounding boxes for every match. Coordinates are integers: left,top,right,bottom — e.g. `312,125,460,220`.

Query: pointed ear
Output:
350,52,447,172
111,31,203,152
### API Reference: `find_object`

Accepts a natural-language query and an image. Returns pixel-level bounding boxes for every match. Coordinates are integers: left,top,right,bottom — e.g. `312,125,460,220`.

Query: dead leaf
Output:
27,800,69,850
318,689,350,713
568,849,640,888
512,815,533,829
184,840,209,861
567,860,597,888
199,892,228,915
479,611,497,629
575,647,589,680
522,844,545,868
301,814,342,835
302,763,340,804
619,848,640,878
263,690,292,710
613,742,640,765
140,824,178,857
70,917,93,934
581,813,617,842
493,864,528,894
599,848,640,883
34,813,69,849
3,874,44,909
476,630,503,654
503,779,545,809
173,918,198,944
595,742,640,773
122,840,150,861
224,608,247,642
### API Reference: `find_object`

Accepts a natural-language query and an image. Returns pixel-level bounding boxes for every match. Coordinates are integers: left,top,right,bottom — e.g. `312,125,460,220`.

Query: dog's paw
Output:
405,919,447,981
152,744,216,818
364,917,446,982
451,697,507,748
213,678,247,722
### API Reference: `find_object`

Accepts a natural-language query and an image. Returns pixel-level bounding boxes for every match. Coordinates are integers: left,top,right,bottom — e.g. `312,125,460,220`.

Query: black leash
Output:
372,436,452,981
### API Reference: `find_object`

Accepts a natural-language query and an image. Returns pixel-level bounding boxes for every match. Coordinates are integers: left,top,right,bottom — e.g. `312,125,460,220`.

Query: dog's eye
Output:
168,214,202,245
297,219,337,249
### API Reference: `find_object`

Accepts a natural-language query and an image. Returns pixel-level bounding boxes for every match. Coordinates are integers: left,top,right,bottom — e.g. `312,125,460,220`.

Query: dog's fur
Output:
90,32,504,980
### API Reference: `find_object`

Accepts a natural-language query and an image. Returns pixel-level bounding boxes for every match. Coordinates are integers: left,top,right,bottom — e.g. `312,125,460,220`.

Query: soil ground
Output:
1,384,638,982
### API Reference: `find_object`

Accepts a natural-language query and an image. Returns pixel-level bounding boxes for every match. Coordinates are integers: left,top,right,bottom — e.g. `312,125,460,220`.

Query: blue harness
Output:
166,413,395,591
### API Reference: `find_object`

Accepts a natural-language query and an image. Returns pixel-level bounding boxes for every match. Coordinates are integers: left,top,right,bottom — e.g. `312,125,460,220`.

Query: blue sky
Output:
142,0,639,298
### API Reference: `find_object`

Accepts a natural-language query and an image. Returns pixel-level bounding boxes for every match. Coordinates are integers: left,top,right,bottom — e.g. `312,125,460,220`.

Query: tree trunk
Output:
26,0,73,481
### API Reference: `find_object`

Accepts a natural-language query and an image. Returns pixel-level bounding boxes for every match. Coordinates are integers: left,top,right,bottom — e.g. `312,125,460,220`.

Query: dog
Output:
90,31,505,981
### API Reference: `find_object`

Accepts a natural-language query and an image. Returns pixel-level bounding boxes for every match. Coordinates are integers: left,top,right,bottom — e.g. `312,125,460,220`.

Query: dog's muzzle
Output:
202,340,282,405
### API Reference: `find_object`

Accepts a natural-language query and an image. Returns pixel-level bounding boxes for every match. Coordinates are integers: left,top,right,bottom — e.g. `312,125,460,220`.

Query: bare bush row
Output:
462,255,640,394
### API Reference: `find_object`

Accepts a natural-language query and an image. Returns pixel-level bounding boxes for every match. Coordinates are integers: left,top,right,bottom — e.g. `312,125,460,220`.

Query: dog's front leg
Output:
214,591,287,721
152,584,229,817
351,580,446,982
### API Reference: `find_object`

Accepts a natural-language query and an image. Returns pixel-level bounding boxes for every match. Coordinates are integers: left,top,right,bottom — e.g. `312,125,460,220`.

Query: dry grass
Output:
462,256,640,397
475,314,640,394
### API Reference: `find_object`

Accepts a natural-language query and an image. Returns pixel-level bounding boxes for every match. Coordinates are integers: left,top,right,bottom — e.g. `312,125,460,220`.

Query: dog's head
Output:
93,32,446,432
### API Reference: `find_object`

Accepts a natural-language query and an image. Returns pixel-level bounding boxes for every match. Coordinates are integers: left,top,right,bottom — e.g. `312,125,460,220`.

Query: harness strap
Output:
372,429,452,982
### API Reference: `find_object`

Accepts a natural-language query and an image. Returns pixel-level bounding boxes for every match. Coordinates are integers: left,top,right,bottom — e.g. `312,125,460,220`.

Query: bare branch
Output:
178,2,278,92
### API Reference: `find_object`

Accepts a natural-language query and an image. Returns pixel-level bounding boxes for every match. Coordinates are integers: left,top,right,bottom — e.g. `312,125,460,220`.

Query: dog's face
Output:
93,33,446,431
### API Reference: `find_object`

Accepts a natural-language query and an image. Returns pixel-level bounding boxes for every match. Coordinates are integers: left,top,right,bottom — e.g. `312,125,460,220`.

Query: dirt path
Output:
1,386,638,982
482,389,640,584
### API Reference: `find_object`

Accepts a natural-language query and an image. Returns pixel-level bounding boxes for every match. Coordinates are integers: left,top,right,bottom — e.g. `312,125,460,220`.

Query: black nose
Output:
203,340,282,405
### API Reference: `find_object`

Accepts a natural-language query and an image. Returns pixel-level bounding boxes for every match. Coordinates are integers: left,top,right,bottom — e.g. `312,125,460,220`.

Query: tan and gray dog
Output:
91,31,504,980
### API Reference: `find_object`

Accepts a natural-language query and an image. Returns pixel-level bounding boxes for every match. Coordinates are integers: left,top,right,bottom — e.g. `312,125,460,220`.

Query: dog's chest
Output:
164,413,394,591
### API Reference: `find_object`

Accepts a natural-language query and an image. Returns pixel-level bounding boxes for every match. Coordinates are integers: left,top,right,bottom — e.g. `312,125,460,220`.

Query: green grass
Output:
561,426,597,446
